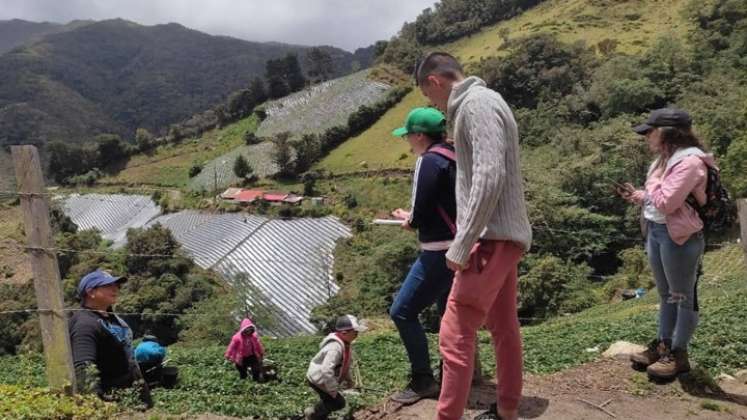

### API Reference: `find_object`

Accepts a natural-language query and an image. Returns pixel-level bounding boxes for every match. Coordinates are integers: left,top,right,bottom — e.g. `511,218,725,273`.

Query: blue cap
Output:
77,270,127,298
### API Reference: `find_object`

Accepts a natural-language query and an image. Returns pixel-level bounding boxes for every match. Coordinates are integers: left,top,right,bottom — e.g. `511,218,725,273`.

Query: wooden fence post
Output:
739,199,747,270
11,145,76,393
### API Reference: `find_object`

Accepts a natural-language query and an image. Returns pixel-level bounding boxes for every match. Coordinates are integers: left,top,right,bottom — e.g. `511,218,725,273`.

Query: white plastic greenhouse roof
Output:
61,194,161,248
60,195,351,337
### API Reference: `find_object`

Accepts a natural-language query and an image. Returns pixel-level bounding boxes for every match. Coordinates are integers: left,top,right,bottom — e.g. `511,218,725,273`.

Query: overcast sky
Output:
0,0,437,51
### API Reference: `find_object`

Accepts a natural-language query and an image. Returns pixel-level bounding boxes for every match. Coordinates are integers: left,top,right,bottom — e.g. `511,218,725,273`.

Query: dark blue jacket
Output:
408,142,457,244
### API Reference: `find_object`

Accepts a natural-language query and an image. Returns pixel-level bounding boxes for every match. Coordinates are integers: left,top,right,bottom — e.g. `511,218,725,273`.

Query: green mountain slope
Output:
0,19,364,150
318,0,695,172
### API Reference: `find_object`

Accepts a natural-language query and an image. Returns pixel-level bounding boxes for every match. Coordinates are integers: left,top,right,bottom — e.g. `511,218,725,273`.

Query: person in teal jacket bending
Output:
135,335,167,385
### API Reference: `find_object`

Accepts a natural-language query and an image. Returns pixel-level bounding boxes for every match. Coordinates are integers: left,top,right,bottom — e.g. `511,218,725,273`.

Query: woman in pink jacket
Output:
618,108,711,380
225,318,265,382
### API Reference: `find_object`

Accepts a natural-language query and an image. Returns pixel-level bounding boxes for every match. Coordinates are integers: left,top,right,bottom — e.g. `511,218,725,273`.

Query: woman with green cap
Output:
388,107,457,404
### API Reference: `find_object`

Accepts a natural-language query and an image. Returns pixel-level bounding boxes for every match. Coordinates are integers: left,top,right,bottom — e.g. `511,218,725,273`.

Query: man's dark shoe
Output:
647,348,690,380
390,375,440,404
630,339,668,369
474,403,503,420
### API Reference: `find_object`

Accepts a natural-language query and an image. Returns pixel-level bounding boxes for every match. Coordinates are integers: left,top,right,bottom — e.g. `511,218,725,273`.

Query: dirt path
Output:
355,358,747,420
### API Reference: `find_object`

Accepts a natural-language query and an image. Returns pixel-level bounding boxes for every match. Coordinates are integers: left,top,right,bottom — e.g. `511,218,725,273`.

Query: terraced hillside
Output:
317,0,695,173
256,70,391,139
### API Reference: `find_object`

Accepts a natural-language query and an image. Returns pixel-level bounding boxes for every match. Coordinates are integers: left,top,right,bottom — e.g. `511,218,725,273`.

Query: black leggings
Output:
235,355,262,381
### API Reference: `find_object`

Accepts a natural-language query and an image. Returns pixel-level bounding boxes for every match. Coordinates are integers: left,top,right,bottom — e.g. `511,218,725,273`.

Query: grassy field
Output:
101,116,258,188
1,243,743,418
315,90,424,173
317,0,695,175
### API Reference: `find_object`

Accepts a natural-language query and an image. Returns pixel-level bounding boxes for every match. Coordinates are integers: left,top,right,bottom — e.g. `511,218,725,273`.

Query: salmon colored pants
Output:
436,240,524,420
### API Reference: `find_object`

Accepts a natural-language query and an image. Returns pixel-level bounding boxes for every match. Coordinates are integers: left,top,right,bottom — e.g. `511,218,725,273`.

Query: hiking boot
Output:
474,403,503,420
630,339,667,368
647,348,691,380
390,375,440,404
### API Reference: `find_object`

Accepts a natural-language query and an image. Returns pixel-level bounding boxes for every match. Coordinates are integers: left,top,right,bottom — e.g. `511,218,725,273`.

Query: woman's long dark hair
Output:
657,126,706,168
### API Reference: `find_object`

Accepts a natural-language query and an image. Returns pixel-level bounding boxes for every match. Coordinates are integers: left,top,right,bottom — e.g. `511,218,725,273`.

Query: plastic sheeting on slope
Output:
60,195,352,337
61,194,161,248
147,211,352,337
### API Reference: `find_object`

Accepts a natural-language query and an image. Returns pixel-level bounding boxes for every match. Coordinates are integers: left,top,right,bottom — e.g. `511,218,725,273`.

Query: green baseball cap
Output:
392,107,446,137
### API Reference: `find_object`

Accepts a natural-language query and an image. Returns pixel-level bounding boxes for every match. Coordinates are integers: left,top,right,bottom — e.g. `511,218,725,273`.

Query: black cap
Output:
633,108,692,134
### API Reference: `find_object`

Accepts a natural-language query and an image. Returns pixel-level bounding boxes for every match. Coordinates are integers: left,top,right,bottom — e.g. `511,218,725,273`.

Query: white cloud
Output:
0,0,437,51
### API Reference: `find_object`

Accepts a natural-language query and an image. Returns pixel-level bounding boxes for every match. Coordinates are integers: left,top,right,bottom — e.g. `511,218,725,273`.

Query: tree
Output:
266,58,290,99
284,53,307,92
94,134,129,170
293,134,321,174
135,128,155,151
306,47,334,83
233,154,253,180
250,77,267,104
271,132,294,177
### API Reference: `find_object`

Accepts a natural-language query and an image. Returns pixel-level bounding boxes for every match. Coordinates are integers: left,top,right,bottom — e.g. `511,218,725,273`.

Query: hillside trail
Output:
354,357,747,420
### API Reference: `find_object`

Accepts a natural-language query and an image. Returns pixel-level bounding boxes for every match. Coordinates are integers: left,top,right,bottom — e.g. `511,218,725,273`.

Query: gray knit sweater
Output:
445,76,532,265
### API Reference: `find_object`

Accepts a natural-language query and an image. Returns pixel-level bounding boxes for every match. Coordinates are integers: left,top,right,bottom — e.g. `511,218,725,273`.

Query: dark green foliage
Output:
134,128,155,152
117,224,217,343
46,141,98,184
117,272,214,344
271,132,294,177
243,131,261,145
232,154,252,180
266,54,307,99
293,134,322,174
343,193,358,209
689,0,747,63
124,224,184,276
305,47,335,83
0,283,38,355
518,255,596,319
378,0,545,71
188,163,202,178
302,173,318,196
93,134,130,170
475,34,596,109
177,292,240,345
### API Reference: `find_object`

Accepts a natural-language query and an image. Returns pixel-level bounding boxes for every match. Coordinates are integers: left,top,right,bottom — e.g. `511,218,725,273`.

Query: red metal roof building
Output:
234,189,265,203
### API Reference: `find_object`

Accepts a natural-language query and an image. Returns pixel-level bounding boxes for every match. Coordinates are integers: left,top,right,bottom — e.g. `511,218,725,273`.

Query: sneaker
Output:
390,376,440,404
647,348,691,380
630,339,667,368
474,403,503,420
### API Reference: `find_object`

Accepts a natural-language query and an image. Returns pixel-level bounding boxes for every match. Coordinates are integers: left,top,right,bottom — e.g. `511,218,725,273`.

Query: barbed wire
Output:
0,241,335,266
0,306,555,323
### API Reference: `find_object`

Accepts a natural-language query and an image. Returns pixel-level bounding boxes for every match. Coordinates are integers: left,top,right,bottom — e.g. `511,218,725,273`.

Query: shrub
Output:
188,163,203,178
519,255,596,319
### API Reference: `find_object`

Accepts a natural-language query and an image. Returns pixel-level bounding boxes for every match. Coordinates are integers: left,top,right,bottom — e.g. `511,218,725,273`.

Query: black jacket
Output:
69,307,137,394
408,142,457,244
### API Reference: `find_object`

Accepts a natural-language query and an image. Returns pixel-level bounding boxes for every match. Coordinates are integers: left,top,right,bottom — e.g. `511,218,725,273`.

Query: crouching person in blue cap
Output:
69,269,153,408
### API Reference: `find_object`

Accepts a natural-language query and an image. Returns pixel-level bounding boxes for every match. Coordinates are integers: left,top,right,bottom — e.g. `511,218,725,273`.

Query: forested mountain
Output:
0,19,368,149
0,19,72,54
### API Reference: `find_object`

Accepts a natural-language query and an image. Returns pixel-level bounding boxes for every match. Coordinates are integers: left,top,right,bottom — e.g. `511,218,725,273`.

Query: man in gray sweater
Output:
415,52,532,420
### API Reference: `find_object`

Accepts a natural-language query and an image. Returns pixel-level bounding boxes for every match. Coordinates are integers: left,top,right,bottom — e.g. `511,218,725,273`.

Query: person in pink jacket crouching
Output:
225,318,266,382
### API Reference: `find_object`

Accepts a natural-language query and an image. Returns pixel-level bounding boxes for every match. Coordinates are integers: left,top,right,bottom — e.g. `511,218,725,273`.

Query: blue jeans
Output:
646,222,704,350
390,250,454,377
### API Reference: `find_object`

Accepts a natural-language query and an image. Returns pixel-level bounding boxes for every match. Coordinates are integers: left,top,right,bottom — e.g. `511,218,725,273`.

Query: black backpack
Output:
686,164,737,235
